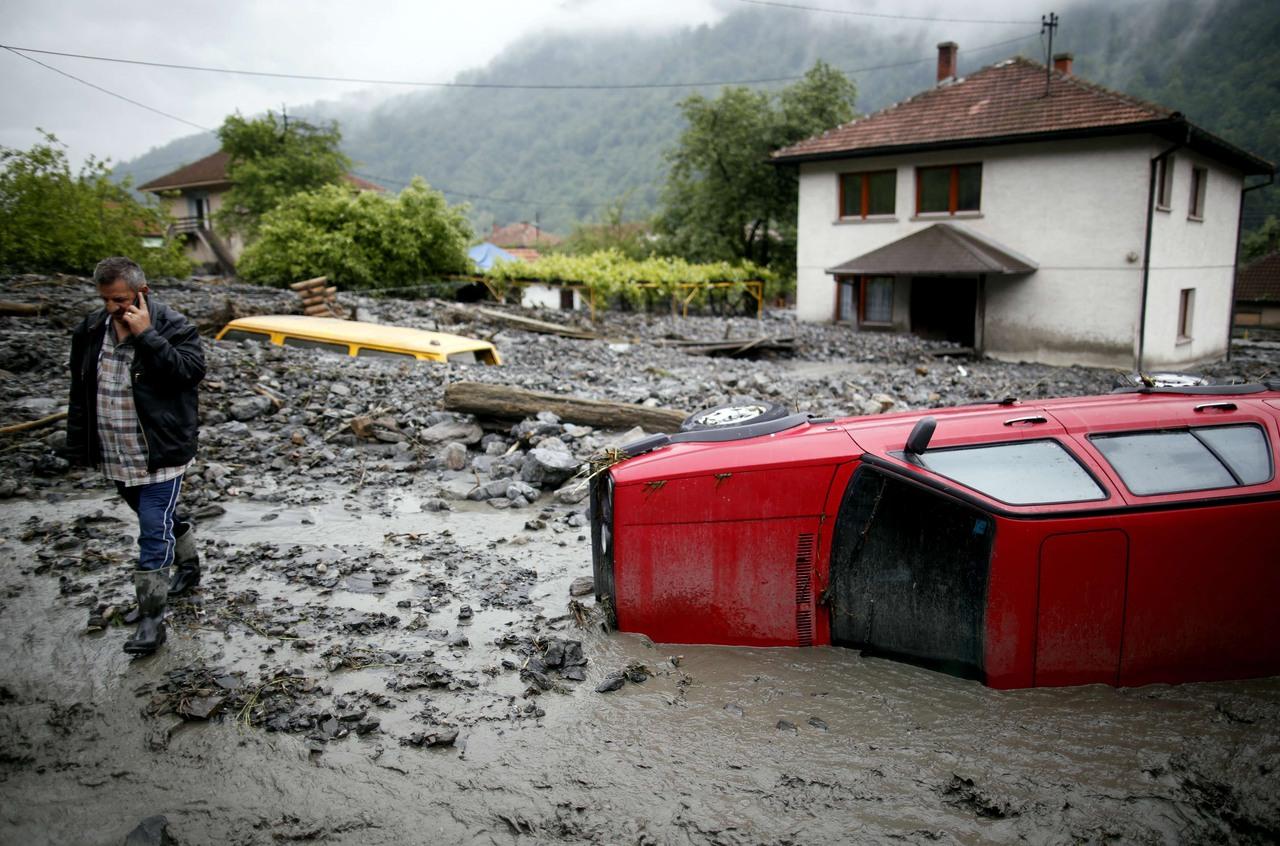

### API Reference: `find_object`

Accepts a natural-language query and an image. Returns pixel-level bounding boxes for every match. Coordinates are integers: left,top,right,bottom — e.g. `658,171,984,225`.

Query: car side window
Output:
916,439,1106,505
358,347,418,360
219,329,271,344
1091,424,1273,495
282,337,351,355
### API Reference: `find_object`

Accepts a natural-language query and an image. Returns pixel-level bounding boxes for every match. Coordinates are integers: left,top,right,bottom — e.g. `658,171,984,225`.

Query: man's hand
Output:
120,294,152,336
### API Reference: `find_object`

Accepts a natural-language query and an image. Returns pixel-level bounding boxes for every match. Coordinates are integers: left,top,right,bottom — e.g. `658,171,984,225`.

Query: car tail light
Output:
589,471,615,611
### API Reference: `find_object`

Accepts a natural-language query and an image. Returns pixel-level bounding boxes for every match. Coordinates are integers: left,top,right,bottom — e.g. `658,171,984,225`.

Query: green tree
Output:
656,61,857,279
237,178,473,288
1241,215,1280,264
556,194,656,260
216,111,351,238
0,131,191,277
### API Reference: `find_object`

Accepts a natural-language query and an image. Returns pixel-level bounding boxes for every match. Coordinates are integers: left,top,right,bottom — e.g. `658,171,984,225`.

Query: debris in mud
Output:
942,774,1020,819
595,660,648,693
123,815,173,846
401,728,459,748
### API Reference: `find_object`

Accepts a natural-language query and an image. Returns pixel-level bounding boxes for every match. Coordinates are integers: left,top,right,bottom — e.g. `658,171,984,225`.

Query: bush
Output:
0,132,191,278
237,178,473,288
485,249,781,307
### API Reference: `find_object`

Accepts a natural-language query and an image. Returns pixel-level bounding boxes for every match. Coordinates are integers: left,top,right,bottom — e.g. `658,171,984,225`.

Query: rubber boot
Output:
123,568,168,656
168,521,201,597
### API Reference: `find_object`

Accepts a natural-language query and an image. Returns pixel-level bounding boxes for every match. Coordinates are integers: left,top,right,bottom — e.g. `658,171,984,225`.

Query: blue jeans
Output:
115,476,183,572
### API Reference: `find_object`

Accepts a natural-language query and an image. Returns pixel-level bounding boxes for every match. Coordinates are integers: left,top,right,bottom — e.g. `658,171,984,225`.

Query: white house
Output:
772,45,1273,369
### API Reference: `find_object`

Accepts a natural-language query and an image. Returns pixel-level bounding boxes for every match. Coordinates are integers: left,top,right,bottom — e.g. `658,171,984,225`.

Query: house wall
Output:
794,136,1244,368
1142,150,1244,367
521,283,582,311
154,188,244,265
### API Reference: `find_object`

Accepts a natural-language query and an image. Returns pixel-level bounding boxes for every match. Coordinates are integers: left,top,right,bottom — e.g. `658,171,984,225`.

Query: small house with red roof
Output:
138,151,383,275
1236,252,1280,329
772,44,1273,369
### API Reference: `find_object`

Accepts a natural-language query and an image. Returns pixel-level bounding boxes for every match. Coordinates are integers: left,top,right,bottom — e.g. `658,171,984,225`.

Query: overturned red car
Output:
590,381,1280,689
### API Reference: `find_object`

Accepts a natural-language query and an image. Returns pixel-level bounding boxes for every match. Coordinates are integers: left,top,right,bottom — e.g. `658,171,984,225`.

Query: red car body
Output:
590,383,1280,688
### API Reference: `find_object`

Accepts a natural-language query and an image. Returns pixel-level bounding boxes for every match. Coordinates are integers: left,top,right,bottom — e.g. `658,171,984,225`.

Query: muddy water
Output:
2,489,1278,845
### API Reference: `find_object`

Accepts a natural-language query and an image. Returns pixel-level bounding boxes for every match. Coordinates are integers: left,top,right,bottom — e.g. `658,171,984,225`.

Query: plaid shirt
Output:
96,325,190,486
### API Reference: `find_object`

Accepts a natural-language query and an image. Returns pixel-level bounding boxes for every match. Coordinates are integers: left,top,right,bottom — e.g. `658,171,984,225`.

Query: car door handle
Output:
1003,415,1047,426
1194,402,1237,413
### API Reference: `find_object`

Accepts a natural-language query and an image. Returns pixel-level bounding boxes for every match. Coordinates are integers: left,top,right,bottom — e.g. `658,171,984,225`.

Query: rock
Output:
421,420,483,445
724,703,745,717
229,396,274,422
569,576,594,597
554,481,589,505
595,673,625,693
440,442,469,471
808,717,829,731
123,815,172,846
505,481,538,502
776,720,798,732
402,728,458,748
457,605,473,621
519,448,580,487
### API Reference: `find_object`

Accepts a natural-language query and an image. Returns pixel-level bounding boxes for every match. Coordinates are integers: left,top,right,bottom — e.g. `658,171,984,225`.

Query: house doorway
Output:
910,276,976,346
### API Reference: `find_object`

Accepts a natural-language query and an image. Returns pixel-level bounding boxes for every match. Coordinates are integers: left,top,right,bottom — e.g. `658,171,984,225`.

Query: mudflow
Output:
1,274,1278,845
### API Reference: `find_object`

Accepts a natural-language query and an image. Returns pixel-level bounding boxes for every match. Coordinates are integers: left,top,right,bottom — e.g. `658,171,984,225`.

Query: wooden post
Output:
443,382,687,431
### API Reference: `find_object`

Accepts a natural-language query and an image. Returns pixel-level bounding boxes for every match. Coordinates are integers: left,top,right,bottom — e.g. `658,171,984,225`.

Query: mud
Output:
1,275,1278,844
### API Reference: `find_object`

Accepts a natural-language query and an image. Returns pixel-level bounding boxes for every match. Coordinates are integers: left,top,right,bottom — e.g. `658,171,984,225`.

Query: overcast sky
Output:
2,0,1073,168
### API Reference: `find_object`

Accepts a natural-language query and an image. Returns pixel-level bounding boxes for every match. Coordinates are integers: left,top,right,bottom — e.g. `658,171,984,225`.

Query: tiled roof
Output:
490,222,562,248
138,151,384,193
825,223,1037,276
1237,252,1280,303
774,57,1271,174
138,151,232,192
504,248,542,262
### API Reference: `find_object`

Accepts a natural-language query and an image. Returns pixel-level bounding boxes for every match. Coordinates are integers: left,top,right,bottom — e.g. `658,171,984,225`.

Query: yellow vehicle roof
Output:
217,315,498,357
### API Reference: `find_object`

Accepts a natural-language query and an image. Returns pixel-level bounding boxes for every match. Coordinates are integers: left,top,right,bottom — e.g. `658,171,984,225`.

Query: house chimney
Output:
1053,52,1074,75
937,42,958,84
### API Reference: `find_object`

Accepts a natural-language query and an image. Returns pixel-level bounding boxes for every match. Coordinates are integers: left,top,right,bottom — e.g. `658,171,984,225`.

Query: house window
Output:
839,170,896,218
836,278,856,321
916,164,981,214
862,276,894,323
1177,288,1194,342
1189,166,1207,220
1155,155,1174,210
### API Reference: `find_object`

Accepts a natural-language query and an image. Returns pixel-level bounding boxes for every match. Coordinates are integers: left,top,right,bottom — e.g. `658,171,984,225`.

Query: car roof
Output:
611,385,1280,515
219,315,496,355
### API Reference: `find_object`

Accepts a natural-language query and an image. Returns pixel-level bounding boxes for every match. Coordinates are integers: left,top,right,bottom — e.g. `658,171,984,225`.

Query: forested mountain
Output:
117,0,1278,237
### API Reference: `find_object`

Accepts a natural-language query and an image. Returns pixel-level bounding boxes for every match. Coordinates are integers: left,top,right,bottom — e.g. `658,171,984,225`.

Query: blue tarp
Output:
468,242,518,271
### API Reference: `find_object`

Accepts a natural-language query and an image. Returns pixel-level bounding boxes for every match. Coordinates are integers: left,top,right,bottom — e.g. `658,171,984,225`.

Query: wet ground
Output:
1,275,1278,844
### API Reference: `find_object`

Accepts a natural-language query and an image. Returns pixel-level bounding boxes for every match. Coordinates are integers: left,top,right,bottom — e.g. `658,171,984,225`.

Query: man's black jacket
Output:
66,294,205,472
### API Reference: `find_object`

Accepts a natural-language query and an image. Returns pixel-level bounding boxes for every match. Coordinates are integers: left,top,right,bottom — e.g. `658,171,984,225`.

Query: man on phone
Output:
66,257,205,655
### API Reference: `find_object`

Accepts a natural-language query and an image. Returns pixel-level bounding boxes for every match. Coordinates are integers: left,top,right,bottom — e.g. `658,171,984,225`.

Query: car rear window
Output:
917,439,1106,505
1091,424,1272,495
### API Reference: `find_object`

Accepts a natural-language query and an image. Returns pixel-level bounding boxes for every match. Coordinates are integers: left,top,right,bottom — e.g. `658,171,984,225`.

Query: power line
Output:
731,0,1040,25
1,31,1039,93
2,46,211,131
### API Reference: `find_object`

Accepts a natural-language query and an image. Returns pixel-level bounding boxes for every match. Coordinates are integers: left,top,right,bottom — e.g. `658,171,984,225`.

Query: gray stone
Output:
124,815,172,846
569,576,594,596
519,448,580,487
229,396,274,422
554,481,589,505
440,442,469,471
421,420,484,445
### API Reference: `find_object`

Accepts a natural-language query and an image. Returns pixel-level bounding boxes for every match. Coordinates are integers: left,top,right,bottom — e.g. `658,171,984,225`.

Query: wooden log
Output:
303,304,336,316
0,301,47,316
444,381,687,432
300,289,339,306
473,307,597,340
0,410,68,435
289,276,328,292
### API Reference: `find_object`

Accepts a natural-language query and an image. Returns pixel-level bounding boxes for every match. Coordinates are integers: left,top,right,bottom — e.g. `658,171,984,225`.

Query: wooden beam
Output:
473,307,597,340
443,381,686,432
0,301,48,316
289,276,328,292
0,410,68,435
